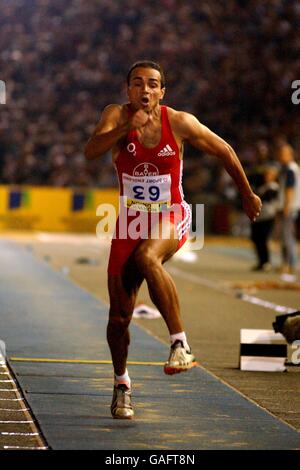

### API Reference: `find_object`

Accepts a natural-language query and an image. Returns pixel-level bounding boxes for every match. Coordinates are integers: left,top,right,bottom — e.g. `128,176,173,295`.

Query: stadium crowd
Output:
0,0,299,205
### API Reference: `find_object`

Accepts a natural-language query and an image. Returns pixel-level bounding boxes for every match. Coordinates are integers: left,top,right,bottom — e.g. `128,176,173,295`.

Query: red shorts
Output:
107,201,191,276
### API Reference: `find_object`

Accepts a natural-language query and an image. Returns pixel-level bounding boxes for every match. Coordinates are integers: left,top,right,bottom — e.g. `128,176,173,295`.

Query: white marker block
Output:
0,80,6,104
240,329,287,372
0,340,6,364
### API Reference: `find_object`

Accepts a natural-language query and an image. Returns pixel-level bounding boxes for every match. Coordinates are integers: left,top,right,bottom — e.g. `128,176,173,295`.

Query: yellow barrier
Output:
0,185,119,232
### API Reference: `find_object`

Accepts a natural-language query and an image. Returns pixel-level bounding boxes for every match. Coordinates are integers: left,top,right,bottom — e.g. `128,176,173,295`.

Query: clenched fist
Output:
129,109,149,129
242,193,262,222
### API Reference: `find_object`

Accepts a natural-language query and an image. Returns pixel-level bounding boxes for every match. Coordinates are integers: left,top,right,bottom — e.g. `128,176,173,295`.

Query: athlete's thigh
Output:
122,248,145,295
138,220,179,264
108,256,144,316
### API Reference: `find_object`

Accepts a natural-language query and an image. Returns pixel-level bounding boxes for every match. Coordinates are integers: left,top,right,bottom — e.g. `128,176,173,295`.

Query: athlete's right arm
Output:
84,105,129,160
84,105,149,160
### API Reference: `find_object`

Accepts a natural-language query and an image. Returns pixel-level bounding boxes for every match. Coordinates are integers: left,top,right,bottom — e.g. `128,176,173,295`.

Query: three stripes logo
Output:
8,189,31,209
72,191,94,211
158,144,176,157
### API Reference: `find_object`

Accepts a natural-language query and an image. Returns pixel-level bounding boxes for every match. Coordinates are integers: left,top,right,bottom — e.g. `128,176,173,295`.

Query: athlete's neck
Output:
146,105,161,121
128,103,161,120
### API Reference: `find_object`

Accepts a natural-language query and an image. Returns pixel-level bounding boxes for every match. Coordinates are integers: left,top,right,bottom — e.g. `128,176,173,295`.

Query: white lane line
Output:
0,398,24,401
0,408,29,412
169,266,296,314
1,432,39,436
0,420,34,424
4,446,48,450
238,293,295,314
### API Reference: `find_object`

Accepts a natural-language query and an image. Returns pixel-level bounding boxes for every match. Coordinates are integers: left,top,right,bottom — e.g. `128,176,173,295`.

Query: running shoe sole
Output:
164,361,198,375
112,412,134,420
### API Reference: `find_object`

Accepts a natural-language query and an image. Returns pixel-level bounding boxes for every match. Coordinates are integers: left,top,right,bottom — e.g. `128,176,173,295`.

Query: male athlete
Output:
277,143,300,278
85,61,262,419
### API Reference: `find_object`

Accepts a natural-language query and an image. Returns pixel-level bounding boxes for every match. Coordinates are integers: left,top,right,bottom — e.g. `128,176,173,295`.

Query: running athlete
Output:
85,61,262,419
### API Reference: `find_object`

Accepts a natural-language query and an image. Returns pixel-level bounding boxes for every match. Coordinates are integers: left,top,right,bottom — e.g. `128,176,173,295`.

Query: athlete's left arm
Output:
176,112,262,221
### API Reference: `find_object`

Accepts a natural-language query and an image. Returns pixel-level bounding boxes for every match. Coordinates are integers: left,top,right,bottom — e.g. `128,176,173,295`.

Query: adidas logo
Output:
158,144,176,157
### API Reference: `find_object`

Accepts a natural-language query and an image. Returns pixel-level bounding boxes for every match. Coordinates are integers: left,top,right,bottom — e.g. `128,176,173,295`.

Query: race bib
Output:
122,173,171,212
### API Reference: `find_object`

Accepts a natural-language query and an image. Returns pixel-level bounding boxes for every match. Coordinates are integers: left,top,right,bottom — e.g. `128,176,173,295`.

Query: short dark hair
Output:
127,61,165,88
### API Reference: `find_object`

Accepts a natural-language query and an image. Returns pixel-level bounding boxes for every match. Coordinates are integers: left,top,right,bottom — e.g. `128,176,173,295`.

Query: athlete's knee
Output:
107,312,132,333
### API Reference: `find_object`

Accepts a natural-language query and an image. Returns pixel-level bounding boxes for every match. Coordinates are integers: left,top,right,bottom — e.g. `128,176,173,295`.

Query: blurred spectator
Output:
248,141,272,191
0,0,299,199
277,143,300,279
250,165,279,271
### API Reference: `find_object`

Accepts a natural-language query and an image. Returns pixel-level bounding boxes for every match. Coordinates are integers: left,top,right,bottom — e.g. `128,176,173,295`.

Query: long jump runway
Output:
0,240,299,450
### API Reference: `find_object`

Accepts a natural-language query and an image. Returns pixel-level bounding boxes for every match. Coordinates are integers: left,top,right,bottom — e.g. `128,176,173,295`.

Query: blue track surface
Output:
0,240,299,450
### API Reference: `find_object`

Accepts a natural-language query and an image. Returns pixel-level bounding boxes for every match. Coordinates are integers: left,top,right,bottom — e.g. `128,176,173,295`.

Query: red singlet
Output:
108,105,191,275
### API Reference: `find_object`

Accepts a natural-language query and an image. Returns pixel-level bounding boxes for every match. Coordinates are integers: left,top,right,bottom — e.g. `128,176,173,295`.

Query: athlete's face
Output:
127,67,165,112
278,145,293,165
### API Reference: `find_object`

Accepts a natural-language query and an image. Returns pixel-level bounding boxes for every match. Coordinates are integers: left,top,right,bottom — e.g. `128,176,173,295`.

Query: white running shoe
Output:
164,340,197,375
111,384,134,419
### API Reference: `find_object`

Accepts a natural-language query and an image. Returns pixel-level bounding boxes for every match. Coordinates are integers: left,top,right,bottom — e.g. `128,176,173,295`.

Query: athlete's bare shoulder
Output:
94,103,129,135
166,107,200,142
100,103,124,123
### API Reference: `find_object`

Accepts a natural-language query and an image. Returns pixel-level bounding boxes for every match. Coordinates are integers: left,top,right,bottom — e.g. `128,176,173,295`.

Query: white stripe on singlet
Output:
178,160,185,201
176,201,192,240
